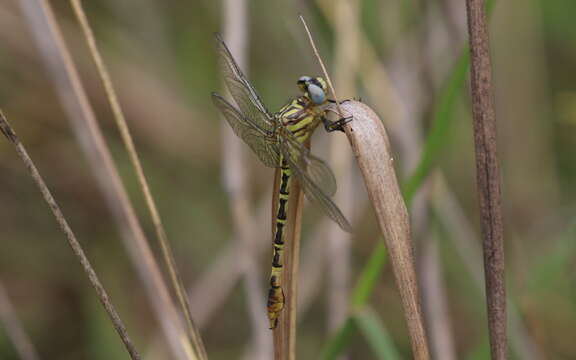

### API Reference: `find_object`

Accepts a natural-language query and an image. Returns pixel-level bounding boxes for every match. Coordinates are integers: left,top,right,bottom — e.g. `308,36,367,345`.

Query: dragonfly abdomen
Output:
267,159,291,329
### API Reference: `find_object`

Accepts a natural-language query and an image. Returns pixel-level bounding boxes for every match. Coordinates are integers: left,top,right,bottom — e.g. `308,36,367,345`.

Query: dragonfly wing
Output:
282,134,337,196
212,93,280,167
215,34,275,133
300,153,337,197
281,137,352,232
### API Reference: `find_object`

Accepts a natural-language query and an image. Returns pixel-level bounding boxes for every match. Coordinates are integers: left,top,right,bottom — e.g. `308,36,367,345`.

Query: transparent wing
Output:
215,33,275,133
280,135,352,232
282,136,337,196
212,93,280,167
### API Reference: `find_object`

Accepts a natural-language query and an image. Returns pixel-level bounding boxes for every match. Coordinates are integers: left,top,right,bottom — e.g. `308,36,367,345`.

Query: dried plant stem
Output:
465,0,507,358
299,15,345,118
16,0,191,358
332,101,430,360
0,111,141,360
0,280,40,360
272,168,305,360
68,1,206,358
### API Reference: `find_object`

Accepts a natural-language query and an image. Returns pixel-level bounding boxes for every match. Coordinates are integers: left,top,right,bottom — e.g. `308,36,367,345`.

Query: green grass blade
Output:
351,242,388,307
401,51,469,206
320,318,356,360
354,307,402,360
320,243,387,359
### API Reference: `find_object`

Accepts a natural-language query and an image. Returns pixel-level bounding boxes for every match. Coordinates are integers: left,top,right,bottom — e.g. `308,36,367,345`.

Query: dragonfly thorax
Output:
276,96,325,143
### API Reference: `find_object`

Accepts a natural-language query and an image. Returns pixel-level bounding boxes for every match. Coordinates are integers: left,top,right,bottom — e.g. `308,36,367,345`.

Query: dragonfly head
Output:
297,76,328,105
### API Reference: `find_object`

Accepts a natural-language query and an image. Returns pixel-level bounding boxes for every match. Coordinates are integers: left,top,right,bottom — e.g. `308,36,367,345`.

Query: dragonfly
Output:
211,33,352,329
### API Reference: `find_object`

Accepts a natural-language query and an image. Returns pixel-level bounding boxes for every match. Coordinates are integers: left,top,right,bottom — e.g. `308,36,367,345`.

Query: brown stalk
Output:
16,0,192,358
331,101,431,360
299,16,345,117
67,1,207,358
0,111,141,360
272,166,305,360
465,0,507,358
0,280,40,360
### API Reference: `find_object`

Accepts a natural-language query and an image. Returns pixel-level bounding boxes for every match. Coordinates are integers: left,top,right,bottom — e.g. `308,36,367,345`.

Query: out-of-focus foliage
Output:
0,0,575,359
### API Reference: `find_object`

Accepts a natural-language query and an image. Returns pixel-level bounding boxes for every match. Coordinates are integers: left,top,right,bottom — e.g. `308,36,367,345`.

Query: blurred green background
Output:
0,0,575,359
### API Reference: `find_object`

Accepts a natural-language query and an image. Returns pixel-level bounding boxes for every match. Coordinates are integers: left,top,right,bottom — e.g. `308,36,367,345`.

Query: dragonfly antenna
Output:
299,15,346,120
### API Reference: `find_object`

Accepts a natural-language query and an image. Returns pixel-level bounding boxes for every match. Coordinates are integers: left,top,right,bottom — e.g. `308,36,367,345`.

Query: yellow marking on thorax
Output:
276,96,323,143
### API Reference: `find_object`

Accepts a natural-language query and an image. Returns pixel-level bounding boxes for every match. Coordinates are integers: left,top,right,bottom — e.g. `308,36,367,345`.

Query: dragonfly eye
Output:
297,76,311,92
308,83,326,105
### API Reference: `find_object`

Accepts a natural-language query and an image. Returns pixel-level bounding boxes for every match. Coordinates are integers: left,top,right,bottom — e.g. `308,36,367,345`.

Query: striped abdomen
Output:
267,159,291,328
266,97,322,329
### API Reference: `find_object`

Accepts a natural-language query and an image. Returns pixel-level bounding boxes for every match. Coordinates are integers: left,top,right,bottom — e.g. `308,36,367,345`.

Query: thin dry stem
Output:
331,101,431,360
16,0,192,358
0,111,141,360
0,280,40,360
272,168,304,360
299,15,345,118
68,1,206,358
465,0,507,358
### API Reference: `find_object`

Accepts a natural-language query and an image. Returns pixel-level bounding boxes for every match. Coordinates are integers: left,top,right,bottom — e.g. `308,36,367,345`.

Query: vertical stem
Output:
272,168,305,360
286,184,304,360
465,0,507,358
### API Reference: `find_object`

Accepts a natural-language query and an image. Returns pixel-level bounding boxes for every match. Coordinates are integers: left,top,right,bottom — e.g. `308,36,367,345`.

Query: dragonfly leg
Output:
324,100,354,132
322,113,353,133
